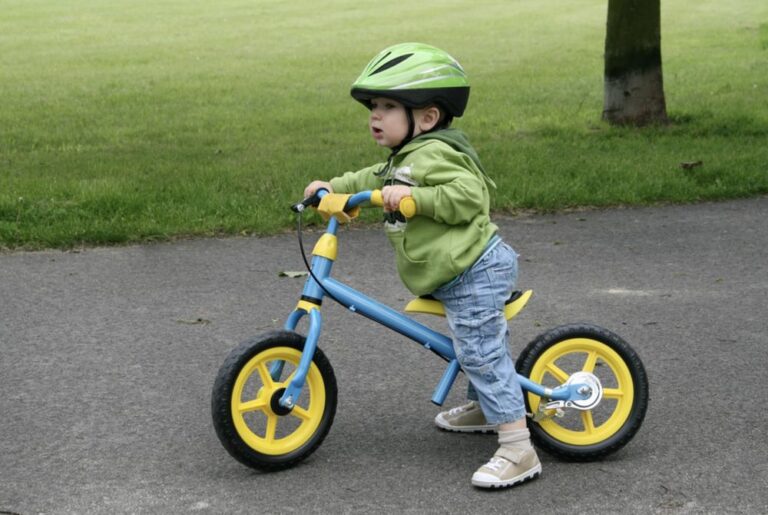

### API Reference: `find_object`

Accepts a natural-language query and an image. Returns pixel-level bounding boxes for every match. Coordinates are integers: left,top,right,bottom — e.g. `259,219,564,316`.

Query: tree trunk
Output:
603,0,668,126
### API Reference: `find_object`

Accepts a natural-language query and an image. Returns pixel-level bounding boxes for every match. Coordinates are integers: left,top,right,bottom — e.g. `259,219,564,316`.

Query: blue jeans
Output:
431,239,526,425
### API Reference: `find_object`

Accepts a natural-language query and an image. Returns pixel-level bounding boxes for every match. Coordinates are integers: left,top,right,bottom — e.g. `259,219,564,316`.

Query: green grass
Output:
1,0,767,249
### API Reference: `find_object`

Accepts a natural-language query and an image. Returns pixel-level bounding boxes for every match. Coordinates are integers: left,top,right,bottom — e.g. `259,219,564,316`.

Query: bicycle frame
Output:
278,190,591,411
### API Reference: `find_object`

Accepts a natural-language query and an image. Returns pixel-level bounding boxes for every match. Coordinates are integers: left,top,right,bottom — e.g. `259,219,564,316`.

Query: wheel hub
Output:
269,388,293,416
566,371,603,410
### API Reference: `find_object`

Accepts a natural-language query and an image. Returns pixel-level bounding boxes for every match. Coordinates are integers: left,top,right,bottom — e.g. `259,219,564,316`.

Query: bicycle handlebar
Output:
292,189,416,219
367,190,416,218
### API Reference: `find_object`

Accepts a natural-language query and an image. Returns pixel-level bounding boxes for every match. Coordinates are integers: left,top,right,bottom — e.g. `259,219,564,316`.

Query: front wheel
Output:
517,323,648,461
211,331,337,471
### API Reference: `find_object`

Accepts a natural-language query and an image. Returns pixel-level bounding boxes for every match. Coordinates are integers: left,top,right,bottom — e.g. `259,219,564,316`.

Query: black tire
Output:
516,323,648,461
211,331,337,471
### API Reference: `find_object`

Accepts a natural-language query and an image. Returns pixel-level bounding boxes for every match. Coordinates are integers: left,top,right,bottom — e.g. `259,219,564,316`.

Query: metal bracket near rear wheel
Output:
530,406,565,422
544,372,603,411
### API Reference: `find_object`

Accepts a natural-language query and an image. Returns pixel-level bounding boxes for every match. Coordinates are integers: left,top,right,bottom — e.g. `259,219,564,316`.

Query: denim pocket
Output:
452,308,508,364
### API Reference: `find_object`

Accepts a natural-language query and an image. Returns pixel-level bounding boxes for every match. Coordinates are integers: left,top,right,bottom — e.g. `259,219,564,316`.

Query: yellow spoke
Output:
545,362,570,383
581,411,596,434
237,399,267,414
291,405,311,422
256,363,274,389
603,388,625,399
582,351,598,373
264,414,278,443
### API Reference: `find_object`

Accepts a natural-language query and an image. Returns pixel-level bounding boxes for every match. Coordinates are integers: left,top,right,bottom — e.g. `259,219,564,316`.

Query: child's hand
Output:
382,185,412,212
304,181,333,199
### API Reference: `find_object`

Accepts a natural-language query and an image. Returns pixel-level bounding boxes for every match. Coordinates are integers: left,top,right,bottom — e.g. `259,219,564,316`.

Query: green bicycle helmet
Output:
351,42,470,118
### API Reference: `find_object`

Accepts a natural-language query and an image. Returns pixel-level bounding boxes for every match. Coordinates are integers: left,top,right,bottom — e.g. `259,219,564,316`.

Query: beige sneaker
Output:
434,401,497,433
471,447,542,488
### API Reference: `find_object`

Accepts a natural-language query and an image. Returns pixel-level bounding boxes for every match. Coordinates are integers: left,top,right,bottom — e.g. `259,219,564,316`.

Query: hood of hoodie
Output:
405,128,496,189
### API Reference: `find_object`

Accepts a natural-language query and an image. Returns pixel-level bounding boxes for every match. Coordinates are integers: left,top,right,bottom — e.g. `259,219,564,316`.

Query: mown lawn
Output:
1,0,766,249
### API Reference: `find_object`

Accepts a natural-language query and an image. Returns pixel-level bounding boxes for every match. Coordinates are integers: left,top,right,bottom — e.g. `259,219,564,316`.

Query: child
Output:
303,42,541,488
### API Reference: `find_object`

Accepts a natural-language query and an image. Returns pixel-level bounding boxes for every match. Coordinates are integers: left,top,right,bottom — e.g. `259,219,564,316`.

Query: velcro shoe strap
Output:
494,446,525,464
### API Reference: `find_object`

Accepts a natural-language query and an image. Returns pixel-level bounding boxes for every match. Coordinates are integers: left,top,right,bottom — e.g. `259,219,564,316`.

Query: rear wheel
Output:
211,331,337,470
517,323,648,461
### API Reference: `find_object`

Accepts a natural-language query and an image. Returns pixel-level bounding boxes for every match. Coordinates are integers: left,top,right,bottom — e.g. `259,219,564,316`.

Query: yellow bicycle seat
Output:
404,290,533,321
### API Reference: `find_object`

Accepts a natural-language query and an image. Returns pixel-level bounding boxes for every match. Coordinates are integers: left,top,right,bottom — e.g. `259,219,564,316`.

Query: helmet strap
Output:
389,108,416,157
389,106,448,157
406,107,416,141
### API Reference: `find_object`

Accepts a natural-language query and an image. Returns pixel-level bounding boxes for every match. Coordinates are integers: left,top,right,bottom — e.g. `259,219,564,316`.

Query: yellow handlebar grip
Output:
370,189,383,207
399,197,416,218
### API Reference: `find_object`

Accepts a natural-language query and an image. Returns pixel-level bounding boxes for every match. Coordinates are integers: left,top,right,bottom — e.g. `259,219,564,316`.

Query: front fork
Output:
273,215,338,410
274,307,322,409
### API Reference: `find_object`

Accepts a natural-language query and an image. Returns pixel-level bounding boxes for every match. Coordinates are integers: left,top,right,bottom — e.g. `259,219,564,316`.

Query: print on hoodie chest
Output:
389,164,419,187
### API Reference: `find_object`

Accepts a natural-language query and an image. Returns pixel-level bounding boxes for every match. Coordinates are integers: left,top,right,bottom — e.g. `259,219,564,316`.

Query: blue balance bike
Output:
211,189,649,471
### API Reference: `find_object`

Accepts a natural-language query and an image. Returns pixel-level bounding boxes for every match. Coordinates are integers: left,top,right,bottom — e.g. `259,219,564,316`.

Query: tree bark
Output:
603,0,668,126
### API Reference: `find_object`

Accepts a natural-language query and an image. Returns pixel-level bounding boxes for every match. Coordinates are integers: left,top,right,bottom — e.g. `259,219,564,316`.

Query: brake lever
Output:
291,189,327,213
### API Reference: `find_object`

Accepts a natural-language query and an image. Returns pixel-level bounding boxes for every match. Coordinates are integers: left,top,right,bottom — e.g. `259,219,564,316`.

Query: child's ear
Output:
418,106,441,132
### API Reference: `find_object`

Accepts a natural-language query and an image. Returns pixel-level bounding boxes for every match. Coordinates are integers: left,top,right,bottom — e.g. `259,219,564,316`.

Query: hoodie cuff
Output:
410,187,435,218
328,177,349,194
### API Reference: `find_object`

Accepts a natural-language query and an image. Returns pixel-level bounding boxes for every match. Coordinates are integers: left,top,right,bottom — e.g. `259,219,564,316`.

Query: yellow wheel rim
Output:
231,347,326,455
528,338,635,446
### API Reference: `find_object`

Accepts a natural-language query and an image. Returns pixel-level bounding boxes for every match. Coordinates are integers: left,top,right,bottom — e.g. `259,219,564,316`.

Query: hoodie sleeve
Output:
409,144,488,225
328,163,385,194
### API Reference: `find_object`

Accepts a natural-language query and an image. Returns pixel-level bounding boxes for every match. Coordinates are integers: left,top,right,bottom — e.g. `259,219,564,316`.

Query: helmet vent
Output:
368,51,391,71
371,53,414,76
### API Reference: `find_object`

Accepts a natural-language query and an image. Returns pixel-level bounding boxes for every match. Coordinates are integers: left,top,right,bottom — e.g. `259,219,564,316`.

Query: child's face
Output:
368,97,411,149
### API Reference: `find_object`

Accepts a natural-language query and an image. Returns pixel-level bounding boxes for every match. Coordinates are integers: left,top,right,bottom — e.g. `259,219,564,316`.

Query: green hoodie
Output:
329,129,498,296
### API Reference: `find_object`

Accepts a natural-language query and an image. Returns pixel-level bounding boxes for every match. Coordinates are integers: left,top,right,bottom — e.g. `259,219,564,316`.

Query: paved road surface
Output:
2,197,767,514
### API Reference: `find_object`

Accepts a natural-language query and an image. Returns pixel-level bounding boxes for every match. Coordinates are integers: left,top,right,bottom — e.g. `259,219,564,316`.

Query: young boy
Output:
304,42,541,488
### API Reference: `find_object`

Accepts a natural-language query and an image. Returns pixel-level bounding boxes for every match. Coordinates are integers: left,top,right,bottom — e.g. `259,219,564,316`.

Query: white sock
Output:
498,428,532,451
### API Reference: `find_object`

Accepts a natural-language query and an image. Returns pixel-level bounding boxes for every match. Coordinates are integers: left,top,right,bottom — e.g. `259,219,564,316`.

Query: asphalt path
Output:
2,197,767,514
